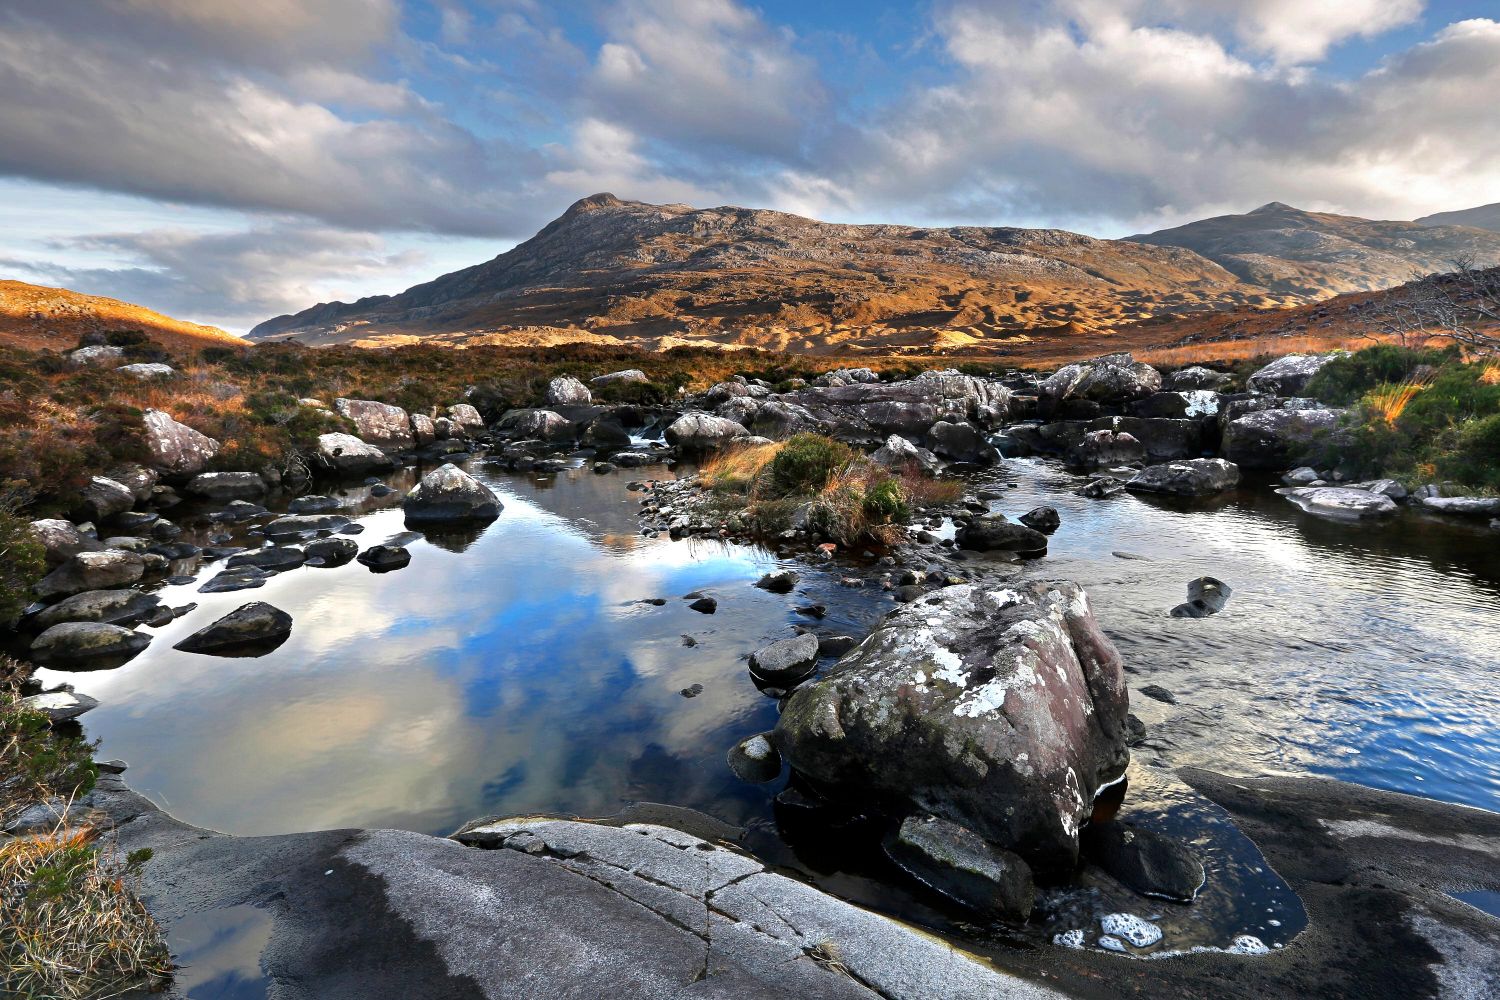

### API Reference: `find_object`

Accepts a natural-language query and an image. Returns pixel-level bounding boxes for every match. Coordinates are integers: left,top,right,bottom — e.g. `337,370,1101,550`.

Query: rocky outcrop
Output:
174,601,292,654
142,409,220,475
35,550,145,599
1126,458,1241,496
1222,408,1343,469
664,412,750,452
546,376,592,406
775,581,1131,873
1246,353,1341,395
1041,353,1162,407
315,433,396,476
403,464,502,524
334,398,414,448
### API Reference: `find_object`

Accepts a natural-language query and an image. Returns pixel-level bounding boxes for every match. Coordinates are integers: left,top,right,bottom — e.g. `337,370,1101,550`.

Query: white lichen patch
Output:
952,662,1040,718
1100,913,1163,948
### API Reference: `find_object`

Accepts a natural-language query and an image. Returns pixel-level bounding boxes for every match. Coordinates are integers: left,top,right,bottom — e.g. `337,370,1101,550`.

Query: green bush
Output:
862,477,909,524
1304,344,1459,405
760,434,855,498
1437,413,1500,491
0,492,45,626
1398,363,1500,435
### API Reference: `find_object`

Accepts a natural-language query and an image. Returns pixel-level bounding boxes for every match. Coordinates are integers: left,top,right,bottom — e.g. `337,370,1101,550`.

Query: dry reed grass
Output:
700,441,785,493
1367,377,1431,425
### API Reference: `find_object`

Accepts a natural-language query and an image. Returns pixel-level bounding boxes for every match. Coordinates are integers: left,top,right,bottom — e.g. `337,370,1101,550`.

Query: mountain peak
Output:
1250,201,1298,214
565,192,627,215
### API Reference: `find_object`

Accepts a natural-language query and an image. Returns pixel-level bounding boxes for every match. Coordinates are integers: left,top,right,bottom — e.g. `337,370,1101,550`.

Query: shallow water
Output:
36,451,1500,963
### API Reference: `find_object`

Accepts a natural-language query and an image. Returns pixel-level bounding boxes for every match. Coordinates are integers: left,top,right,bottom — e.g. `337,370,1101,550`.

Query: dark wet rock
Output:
110,510,159,533
1018,506,1060,533
885,814,1035,921
287,495,342,514
1127,390,1222,420
1420,496,1500,517
186,472,268,501
1139,684,1177,705
18,687,99,722
35,550,146,599
893,584,926,603
142,408,219,475
315,433,396,475
755,569,798,593
727,733,783,783
28,519,102,567
143,606,174,627
1124,713,1148,746
1127,458,1241,497
1223,408,1343,470
31,621,151,664
1082,822,1206,902
794,604,827,619
403,463,502,524
304,537,358,567
175,601,293,654
1040,353,1162,407
210,500,269,522
776,581,1130,873
928,420,998,465
679,682,703,697
1279,486,1397,519
227,546,306,572
687,596,717,614
74,476,135,522
334,397,413,447
612,451,656,468
263,514,353,542
817,634,858,658
149,519,181,541
1171,576,1232,619
580,417,631,450
749,633,819,685
31,589,161,629
954,515,1048,557
200,546,246,561
357,545,410,572
1246,353,1341,395
338,522,366,535
146,541,200,561
198,566,272,593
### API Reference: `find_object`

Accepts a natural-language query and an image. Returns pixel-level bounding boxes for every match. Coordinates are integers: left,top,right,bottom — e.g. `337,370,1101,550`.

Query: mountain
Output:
1417,202,1500,234
0,280,241,352
249,194,1277,353
1130,202,1500,298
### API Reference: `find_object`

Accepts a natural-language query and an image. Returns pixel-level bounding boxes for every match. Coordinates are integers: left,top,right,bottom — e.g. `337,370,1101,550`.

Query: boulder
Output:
1082,823,1206,902
185,472,267,501
928,421,999,465
1171,576,1233,618
546,376,593,407
174,601,293,654
1222,408,1343,470
287,495,341,515
1167,366,1233,391
954,515,1048,557
447,404,485,436
871,434,940,475
496,409,574,441
1246,353,1341,395
106,466,158,504
755,569,799,593
304,536,359,566
1066,429,1143,468
410,413,438,446
775,582,1131,874
334,398,414,447
783,372,1010,443
198,566,271,593
262,513,352,541
31,621,151,664
68,344,125,366
227,546,307,571
748,632,821,685
1040,353,1162,407
18,688,100,723
687,597,717,614
403,463,502,524
28,519,101,567
31,589,161,629
315,433,395,476
1018,506,1061,533
590,369,649,387
1282,466,1321,486
1126,459,1241,497
116,362,175,379
35,550,146,599
73,476,135,522
814,367,881,387
885,814,1035,921
1349,478,1408,501
727,733,783,783
1279,486,1397,519
1420,496,1500,517
663,412,750,452
1128,391,1220,420
358,545,410,572
750,400,825,439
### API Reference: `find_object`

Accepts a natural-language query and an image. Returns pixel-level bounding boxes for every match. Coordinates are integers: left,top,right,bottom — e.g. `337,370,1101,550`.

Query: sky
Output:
2,0,1499,334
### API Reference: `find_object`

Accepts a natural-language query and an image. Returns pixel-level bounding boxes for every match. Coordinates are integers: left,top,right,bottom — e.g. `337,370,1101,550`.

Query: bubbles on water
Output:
1228,935,1270,955
1098,936,1127,952
1100,912,1163,948
1052,929,1085,949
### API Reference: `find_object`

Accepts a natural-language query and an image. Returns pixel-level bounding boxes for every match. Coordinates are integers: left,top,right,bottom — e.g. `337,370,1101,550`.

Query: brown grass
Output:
701,441,785,493
1367,377,1432,425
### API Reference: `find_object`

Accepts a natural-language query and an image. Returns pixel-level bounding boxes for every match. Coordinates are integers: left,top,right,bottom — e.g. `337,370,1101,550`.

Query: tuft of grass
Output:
1,686,98,828
1366,377,1430,426
0,487,45,627
701,441,785,494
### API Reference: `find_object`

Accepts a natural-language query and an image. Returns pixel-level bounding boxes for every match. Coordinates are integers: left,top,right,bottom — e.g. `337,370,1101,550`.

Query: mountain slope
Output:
0,280,241,352
1130,202,1500,298
1417,202,1500,234
249,194,1277,353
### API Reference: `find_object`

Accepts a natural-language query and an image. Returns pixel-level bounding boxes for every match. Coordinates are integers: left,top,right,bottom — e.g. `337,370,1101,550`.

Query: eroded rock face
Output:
141,409,220,475
1222,408,1343,469
315,433,395,476
403,463,502,524
775,581,1131,873
546,376,593,407
1246,353,1341,395
663,411,750,452
1126,458,1241,496
334,398,414,448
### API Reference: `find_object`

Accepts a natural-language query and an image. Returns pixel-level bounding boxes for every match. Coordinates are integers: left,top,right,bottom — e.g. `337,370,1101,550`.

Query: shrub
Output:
862,477,909,524
1,687,97,826
0,490,45,626
1437,413,1500,491
1304,344,1458,405
760,434,855,498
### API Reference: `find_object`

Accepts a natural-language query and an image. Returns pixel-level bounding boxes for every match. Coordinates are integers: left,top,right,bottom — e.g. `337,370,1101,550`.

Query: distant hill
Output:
0,280,241,353
1417,202,1500,234
1129,202,1500,298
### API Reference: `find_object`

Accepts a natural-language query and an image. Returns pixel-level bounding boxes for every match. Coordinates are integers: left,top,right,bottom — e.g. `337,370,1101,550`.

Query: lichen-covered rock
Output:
590,369,649,387
871,434,940,475
116,362,176,379
174,601,292,654
546,376,592,407
185,472,267,501
496,409,575,441
28,519,101,568
334,398,414,447
403,463,502,524
315,433,395,475
35,550,146,599
1066,429,1144,468
885,814,1035,921
1128,391,1221,420
663,411,750,452
1167,366,1233,391
410,413,438,446
68,344,124,366
774,581,1130,874
1222,408,1343,469
1126,459,1241,496
1040,353,1162,406
74,476,135,522
447,404,485,435
31,621,151,664
1279,486,1397,519
1246,353,1342,395
141,409,221,475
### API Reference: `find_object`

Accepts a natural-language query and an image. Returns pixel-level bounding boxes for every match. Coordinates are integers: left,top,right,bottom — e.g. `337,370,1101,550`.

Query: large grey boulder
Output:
403,463,502,524
448,403,485,436
28,519,101,567
748,632,820,685
664,411,750,452
116,362,175,379
174,601,292,654
546,376,593,406
31,589,160,629
1040,353,1162,406
142,409,221,475
1126,459,1241,496
749,400,824,439
590,369,649,387
31,621,150,664
1222,408,1343,469
954,516,1048,557
1246,353,1341,395
35,550,146,599
335,398,414,448
928,421,998,465
1421,496,1500,517
870,434,939,475
67,344,124,366
315,433,395,475
775,581,1131,874
106,464,158,503
496,408,575,441
74,476,135,522
185,472,267,501
885,814,1035,921
782,372,1009,443
1279,487,1398,519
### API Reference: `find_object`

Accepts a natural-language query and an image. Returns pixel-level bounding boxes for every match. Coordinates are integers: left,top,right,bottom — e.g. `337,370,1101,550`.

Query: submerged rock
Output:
357,545,411,572
687,596,717,614
727,733,783,783
885,814,1035,921
1170,576,1233,618
748,632,820,685
403,463,502,524
174,601,293,655
1082,822,1206,902
954,515,1048,557
755,569,799,593
1127,458,1241,497
775,581,1131,874
31,621,151,664
1278,486,1397,519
